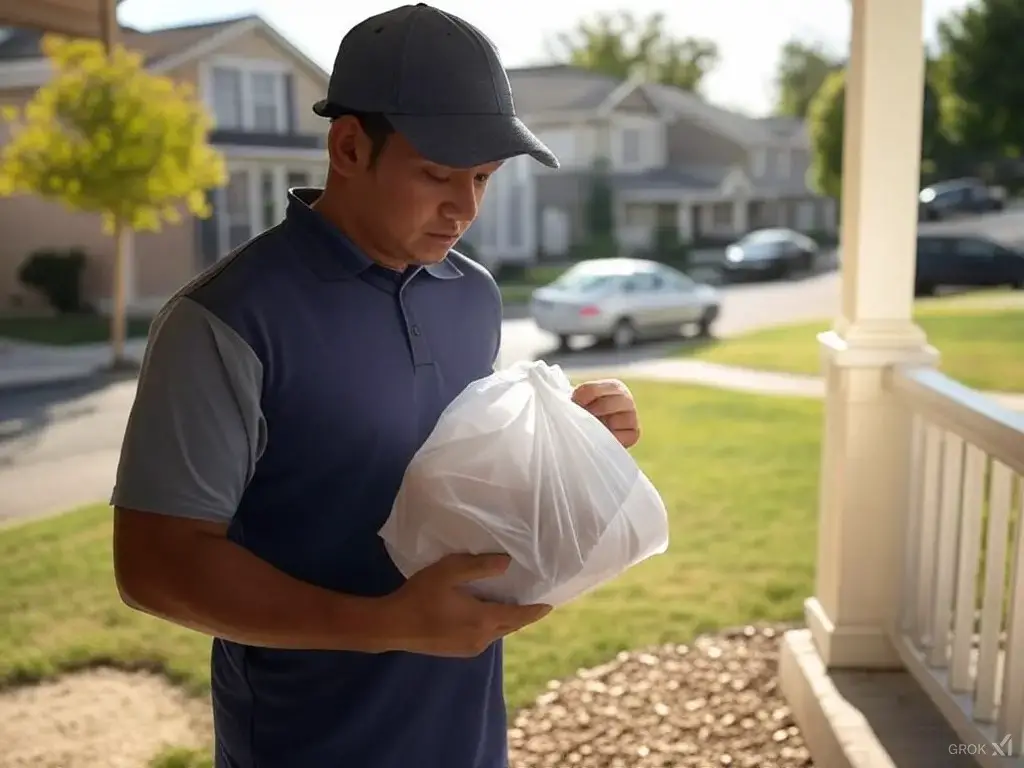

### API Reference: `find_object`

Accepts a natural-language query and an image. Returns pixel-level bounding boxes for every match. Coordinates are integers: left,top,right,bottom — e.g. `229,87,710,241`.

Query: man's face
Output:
329,119,502,266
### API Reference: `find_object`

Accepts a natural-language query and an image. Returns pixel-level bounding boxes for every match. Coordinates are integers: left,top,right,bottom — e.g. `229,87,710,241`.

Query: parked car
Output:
721,228,820,281
529,258,720,349
915,233,1024,295
918,178,1004,221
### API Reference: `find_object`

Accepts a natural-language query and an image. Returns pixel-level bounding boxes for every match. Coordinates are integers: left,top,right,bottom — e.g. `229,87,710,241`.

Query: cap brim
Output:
385,113,559,170
312,99,333,118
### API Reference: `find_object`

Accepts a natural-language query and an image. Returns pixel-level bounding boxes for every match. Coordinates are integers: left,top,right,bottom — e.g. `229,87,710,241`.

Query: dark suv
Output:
915,234,1024,295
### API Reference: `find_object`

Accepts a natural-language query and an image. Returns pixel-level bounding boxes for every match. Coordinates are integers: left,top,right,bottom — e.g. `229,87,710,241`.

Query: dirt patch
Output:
0,669,212,768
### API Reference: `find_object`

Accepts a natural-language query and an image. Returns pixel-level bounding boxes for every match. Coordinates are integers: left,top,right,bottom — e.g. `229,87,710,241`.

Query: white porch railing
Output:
888,366,1024,764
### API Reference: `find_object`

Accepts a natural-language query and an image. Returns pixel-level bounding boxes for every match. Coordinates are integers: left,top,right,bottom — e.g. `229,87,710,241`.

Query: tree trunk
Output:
110,220,129,367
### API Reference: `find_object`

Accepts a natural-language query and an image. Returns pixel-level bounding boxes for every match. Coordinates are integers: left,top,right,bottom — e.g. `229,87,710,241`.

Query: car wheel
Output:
915,282,936,297
697,308,716,337
557,334,572,350
1012,280,1024,291
611,318,637,349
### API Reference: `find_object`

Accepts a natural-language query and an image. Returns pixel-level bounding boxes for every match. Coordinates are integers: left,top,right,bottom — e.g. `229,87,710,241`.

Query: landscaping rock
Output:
508,624,812,768
0,625,810,767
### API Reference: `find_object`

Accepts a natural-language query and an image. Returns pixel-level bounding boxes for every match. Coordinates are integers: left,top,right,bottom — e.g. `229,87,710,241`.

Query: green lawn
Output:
683,293,1024,393
0,314,152,345
0,381,822,762
497,264,567,306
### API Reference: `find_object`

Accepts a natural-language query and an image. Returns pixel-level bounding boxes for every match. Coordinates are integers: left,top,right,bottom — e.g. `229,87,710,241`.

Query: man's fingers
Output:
490,602,552,632
436,553,511,583
571,380,623,407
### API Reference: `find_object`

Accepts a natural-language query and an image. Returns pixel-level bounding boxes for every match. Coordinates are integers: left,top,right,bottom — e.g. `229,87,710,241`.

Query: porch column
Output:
806,0,938,668
731,198,748,236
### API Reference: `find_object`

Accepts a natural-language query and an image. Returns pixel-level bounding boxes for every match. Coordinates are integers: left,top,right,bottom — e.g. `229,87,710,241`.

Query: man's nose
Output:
443,175,479,223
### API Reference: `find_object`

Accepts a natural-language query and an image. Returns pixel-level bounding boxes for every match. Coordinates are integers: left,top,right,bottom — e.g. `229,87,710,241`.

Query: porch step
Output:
780,629,985,768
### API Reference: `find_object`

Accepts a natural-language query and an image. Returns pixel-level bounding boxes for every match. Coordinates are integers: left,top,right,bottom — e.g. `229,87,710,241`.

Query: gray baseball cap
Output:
313,4,559,170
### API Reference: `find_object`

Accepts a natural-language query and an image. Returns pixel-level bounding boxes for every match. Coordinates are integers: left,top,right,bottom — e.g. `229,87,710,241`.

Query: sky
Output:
119,0,972,117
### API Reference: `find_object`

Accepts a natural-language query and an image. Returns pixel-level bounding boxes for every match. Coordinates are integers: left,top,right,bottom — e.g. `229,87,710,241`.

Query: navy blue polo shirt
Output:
111,189,507,767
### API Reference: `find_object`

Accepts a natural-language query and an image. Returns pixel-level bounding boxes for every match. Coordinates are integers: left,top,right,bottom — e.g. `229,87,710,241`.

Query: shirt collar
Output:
284,188,463,282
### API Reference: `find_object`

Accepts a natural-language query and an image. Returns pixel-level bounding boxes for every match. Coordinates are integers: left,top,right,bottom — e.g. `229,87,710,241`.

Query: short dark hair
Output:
328,108,394,166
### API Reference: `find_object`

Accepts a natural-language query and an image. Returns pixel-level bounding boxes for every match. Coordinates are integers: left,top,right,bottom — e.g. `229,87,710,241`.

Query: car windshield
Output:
741,230,790,245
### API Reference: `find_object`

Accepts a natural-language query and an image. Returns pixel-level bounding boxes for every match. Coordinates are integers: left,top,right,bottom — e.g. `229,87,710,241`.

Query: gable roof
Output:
0,14,328,86
506,63,786,147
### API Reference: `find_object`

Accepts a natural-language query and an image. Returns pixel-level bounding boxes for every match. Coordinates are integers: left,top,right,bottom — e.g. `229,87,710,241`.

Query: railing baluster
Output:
929,432,965,668
902,415,926,637
950,444,986,692
996,473,1024,755
975,460,1013,723
917,424,944,650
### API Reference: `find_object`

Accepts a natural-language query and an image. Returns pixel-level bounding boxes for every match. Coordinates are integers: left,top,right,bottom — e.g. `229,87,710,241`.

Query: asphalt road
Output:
0,267,842,525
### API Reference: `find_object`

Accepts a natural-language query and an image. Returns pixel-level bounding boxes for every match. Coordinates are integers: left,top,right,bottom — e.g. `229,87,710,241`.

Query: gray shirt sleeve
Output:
111,296,266,524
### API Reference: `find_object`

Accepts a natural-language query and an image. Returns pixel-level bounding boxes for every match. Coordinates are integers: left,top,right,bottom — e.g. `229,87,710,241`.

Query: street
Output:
0,269,840,525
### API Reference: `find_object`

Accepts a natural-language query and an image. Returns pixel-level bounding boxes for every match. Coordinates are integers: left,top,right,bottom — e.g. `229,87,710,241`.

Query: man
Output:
111,5,640,768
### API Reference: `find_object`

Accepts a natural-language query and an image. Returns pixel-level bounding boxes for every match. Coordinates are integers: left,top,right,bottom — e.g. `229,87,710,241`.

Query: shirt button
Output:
411,325,421,336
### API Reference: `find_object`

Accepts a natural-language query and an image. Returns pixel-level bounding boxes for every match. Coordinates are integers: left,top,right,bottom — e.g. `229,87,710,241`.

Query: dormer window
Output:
208,59,289,133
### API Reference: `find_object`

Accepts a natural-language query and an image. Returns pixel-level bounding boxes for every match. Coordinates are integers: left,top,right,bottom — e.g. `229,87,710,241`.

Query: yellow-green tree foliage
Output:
0,34,226,233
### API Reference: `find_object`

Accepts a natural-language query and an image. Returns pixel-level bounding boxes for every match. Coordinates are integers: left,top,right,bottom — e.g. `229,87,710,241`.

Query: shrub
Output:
17,248,88,313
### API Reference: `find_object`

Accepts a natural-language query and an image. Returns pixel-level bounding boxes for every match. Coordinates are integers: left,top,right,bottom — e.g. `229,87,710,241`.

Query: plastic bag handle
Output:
528,362,573,399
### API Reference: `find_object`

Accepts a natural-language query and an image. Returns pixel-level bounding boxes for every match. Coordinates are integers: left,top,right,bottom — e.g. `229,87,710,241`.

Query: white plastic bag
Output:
379,360,670,607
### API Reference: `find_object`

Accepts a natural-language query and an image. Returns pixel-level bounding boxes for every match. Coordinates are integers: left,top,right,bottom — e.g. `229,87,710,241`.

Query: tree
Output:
807,70,846,200
774,39,842,119
937,0,1024,158
0,34,226,365
549,11,719,93
807,66,945,199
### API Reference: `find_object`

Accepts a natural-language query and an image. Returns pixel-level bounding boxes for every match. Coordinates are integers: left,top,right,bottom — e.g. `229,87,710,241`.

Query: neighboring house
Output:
0,15,329,313
462,65,837,267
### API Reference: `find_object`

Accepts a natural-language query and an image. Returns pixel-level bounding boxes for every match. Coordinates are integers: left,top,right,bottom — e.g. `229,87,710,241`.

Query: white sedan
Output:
529,258,721,349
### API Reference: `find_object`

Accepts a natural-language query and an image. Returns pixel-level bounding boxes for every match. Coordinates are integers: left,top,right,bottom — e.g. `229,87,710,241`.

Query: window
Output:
209,63,288,132
712,202,732,227
211,67,243,129
225,171,253,249
287,170,311,189
751,148,767,177
955,238,997,258
251,72,283,132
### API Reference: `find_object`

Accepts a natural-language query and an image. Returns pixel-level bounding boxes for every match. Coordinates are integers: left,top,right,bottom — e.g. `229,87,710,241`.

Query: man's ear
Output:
327,117,371,179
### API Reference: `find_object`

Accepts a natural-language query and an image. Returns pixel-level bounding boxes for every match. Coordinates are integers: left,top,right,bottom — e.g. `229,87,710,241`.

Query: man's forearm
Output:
117,524,403,653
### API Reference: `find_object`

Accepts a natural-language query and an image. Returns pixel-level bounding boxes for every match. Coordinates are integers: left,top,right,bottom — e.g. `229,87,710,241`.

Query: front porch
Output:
778,0,1024,766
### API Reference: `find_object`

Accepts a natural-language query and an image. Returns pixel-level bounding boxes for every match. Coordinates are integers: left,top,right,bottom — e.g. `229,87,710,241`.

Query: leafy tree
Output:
0,34,226,365
807,66,945,199
937,0,1024,157
774,39,842,119
549,11,719,93
807,70,846,199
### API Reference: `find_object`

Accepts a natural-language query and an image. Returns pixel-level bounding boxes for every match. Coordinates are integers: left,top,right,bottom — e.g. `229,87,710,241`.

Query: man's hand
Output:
571,378,641,448
381,554,552,657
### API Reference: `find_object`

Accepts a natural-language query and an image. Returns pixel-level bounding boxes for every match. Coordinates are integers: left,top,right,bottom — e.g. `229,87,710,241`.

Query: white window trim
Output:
200,56,291,134
609,115,664,172
214,161,323,253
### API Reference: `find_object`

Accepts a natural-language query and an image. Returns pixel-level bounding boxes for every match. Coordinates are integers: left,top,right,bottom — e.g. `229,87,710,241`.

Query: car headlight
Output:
725,245,743,262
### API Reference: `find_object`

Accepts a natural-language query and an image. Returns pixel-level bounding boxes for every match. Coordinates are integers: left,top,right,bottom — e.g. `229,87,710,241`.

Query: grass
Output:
0,314,152,346
0,381,821,713
497,264,567,306
682,292,1024,393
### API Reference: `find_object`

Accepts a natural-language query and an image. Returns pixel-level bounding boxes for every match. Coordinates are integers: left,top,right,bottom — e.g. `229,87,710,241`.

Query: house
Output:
461,65,837,269
0,15,329,313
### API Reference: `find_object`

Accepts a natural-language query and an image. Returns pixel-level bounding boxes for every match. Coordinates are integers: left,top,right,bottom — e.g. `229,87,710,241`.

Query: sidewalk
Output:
0,339,147,392
4,335,1024,412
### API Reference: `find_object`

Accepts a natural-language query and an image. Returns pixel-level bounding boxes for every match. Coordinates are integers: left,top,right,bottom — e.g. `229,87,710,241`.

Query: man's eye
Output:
475,173,491,184
425,169,450,183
